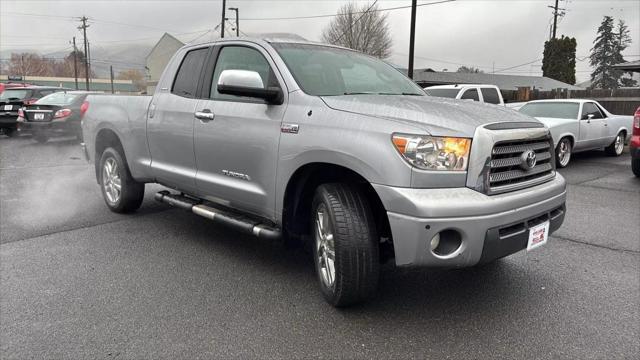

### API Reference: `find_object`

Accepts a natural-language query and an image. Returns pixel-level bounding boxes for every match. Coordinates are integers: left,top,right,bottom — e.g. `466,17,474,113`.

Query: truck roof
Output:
187,36,353,52
426,84,500,90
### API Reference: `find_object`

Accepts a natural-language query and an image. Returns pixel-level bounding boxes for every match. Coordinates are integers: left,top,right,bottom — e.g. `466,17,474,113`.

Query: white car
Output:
519,99,633,167
424,84,504,106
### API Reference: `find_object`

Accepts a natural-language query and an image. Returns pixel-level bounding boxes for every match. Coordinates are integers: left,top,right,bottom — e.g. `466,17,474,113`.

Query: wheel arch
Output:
281,162,394,260
94,127,126,183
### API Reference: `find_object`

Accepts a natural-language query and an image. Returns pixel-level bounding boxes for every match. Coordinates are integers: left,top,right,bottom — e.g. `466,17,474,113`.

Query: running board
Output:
154,190,281,241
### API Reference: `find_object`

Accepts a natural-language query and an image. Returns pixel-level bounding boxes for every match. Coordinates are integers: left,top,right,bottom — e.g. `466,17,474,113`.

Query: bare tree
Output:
456,66,484,74
7,53,54,77
321,2,392,59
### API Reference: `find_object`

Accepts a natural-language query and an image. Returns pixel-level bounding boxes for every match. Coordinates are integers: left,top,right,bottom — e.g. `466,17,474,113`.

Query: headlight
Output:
392,134,471,171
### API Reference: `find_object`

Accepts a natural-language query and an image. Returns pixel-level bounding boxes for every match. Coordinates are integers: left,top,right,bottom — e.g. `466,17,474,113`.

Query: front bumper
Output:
373,174,567,267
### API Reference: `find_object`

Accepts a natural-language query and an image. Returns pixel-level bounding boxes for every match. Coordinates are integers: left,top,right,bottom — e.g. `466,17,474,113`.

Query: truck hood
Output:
321,95,540,137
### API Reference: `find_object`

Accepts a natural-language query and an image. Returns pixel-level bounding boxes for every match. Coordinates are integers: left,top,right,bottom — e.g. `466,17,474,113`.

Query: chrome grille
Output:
489,137,555,194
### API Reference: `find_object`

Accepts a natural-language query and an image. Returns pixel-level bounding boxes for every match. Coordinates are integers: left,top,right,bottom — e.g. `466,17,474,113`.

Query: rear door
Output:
579,102,608,149
147,46,210,193
193,44,287,220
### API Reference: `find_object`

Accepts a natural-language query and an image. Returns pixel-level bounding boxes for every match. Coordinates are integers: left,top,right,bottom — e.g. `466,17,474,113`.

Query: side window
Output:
460,88,479,101
480,88,501,104
172,47,208,98
210,46,277,101
581,102,604,120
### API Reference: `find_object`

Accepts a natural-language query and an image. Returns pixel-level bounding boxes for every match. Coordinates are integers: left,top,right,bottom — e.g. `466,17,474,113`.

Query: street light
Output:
228,7,239,37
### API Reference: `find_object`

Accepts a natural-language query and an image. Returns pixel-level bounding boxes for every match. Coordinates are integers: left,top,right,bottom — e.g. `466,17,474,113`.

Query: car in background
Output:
631,107,640,177
506,101,527,111
424,84,504,106
519,99,633,167
17,91,97,143
0,82,32,94
0,86,71,137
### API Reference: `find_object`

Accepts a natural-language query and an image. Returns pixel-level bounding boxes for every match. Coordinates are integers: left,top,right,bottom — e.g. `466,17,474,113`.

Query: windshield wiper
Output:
343,92,378,95
377,92,424,96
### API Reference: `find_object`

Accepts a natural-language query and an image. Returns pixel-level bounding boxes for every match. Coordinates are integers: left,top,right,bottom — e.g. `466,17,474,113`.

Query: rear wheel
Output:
632,157,640,177
99,147,145,213
605,132,625,156
311,183,379,307
555,138,572,168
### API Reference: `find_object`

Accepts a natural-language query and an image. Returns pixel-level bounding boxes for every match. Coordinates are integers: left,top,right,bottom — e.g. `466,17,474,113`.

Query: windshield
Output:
272,43,424,96
36,92,79,106
519,102,580,119
0,89,31,101
424,88,460,98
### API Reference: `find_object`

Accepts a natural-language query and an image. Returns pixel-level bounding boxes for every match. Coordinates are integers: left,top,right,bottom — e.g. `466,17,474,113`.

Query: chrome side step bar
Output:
154,190,281,241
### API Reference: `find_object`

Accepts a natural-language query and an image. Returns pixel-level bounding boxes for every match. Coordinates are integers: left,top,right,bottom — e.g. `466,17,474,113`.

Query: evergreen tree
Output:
542,36,577,85
589,16,636,88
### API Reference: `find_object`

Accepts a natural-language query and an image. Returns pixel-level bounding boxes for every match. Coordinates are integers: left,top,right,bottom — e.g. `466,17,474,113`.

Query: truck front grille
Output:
488,137,555,194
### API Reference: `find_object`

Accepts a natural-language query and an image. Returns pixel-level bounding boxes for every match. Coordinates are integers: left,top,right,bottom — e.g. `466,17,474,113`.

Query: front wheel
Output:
605,133,625,156
99,147,145,213
555,138,572,168
311,183,379,307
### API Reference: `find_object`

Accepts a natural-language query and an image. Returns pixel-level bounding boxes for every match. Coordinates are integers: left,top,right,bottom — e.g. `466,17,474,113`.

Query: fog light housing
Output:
430,229,462,257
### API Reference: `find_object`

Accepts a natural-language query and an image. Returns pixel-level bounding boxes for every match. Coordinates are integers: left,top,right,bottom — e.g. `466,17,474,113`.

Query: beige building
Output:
146,33,184,94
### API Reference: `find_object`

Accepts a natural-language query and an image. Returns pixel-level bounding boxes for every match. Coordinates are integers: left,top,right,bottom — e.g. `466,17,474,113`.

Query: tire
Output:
605,132,625,156
3,128,17,137
33,134,48,143
98,147,145,213
555,138,572,168
633,157,640,177
311,183,379,307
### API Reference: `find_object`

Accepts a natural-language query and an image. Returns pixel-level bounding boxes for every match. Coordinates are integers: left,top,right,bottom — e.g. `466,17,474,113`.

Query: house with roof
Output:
410,69,583,91
146,33,185,94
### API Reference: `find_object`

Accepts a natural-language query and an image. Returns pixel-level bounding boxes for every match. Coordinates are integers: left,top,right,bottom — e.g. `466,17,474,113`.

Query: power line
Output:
238,0,455,21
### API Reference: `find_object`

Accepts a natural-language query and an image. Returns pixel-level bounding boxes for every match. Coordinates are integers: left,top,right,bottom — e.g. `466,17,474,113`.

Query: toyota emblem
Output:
520,150,537,170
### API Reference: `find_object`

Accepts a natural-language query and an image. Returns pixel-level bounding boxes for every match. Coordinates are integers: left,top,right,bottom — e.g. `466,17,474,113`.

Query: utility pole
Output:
548,0,565,39
87,41,92,85
110,65,114,94
228,7,239,37
221,0,226,38
78,16,90,90
71,37,78,90
408,0,417,79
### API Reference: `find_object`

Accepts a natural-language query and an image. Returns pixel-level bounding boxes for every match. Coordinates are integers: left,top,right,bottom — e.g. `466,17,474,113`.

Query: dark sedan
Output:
1,86,71,137
17,91,98,143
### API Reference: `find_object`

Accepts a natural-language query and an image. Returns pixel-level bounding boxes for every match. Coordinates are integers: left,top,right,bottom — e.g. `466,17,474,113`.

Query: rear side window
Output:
460,88,479,101
172,48,208,98
481,88,501,104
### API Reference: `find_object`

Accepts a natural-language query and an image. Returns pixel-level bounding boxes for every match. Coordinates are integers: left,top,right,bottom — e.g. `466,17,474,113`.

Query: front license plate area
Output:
527,221,549,251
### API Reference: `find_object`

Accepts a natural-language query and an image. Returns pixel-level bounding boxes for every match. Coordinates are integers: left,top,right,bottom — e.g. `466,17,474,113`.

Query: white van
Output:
424,84,504,106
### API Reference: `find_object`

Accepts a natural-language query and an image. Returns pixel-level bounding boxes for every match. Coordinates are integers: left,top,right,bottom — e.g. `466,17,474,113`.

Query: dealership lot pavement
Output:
1,134,638,359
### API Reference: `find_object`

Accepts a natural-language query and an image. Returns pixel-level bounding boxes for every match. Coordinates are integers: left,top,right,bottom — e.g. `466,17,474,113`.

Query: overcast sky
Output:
1,0,639,83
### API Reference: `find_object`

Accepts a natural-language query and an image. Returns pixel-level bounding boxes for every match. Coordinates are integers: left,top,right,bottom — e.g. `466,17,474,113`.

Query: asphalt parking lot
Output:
1,134,638,359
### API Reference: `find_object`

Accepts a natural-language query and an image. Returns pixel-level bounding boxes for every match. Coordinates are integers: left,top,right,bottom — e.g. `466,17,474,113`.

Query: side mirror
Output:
217,69,283,104
581,113,595,120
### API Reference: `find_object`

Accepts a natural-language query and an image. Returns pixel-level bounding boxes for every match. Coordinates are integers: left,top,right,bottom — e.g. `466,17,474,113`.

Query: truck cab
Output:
424,84,505,106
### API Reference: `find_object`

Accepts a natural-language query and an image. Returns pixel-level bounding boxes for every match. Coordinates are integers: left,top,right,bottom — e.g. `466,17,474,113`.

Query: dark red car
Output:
631,106,640,177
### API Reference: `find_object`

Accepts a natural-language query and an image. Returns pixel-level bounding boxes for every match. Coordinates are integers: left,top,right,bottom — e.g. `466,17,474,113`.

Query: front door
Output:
578,102,608,150
193,44,287,220
148,47,209,193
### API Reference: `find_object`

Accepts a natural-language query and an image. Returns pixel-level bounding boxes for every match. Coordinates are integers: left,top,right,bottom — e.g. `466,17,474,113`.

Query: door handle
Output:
194,110,214,122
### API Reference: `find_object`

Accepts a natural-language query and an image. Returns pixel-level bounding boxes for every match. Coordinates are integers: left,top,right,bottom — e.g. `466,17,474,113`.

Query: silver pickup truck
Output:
81,38,567,306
